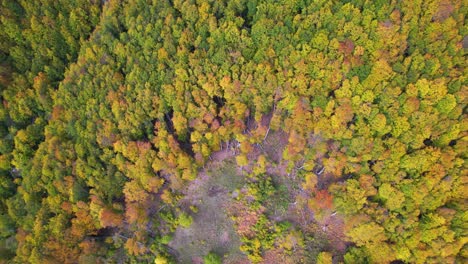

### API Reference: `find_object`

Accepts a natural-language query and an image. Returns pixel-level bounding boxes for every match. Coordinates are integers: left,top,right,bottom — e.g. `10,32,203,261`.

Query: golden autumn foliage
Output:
0,0,465,263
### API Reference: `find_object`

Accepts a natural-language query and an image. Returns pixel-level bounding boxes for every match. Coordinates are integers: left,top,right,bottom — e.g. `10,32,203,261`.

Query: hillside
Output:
0,0,466,263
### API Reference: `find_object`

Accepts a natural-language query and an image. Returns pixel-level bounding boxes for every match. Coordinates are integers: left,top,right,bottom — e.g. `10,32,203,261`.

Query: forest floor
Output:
170,129,346,263
170,153,249,264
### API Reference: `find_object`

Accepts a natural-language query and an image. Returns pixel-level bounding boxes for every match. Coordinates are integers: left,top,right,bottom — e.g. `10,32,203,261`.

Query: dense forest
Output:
0,0,466,263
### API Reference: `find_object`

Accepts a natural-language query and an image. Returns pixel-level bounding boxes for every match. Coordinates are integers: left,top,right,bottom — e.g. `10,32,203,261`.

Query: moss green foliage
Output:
177,212,193,228
0,0,466,263
204,252,222,264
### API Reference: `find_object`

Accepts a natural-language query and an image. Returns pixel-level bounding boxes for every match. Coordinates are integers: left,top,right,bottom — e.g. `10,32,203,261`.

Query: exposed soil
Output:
170,153,249,264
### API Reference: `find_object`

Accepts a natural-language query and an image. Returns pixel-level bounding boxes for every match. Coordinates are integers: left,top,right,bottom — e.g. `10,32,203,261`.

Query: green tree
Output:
204,252,222,264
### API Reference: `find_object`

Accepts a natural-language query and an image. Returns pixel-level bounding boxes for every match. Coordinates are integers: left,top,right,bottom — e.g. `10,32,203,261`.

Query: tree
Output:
204,252,222,264
347,222,386,247
178,212,193,228
317,252,332,264
99,207,124,228
333,180,367,215
378,183,405,211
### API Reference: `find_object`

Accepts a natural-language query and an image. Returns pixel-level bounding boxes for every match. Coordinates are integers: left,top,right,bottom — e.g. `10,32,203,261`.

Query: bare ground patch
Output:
170,156,249,264
170,125,347,263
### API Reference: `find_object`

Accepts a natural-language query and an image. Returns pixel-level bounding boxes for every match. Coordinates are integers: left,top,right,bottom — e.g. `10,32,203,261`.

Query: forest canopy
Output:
0,0,466,263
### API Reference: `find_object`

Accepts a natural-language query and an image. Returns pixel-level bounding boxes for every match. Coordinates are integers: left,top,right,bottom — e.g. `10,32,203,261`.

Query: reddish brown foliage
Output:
228,202,261,238
339,39,355,55
99,208,124,228
433,0,454,21
312,190,334,211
